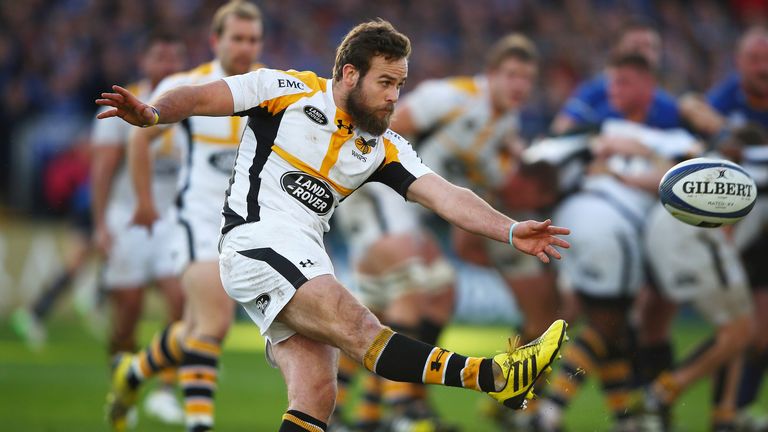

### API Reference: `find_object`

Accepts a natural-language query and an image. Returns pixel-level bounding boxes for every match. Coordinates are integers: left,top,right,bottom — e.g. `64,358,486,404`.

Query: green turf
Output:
1,316,766,431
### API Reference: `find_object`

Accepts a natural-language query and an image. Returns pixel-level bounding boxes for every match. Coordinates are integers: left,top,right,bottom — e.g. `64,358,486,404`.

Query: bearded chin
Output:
346,84,390,136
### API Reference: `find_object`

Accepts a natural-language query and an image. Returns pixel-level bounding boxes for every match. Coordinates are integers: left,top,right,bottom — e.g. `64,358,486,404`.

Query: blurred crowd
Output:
1,0,767,212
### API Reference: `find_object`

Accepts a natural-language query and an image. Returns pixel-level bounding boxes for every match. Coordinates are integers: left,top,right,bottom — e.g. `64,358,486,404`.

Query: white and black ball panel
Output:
659,158,758,227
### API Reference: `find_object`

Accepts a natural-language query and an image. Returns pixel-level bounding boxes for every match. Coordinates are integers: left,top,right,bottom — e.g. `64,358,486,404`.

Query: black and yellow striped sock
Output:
128,322,184,389
384,324,428,411
363,328,495,392
598,348,634,423
279,409,327,431
180,336,221,432
355,373,382,431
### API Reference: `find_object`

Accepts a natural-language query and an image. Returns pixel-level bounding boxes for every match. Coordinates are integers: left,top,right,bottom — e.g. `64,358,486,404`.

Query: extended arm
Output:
406,173,570,263
96,80,235,127
127,126,165,227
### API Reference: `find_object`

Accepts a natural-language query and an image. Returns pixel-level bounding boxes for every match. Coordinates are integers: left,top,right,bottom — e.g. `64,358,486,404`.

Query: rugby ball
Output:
659,158,757,227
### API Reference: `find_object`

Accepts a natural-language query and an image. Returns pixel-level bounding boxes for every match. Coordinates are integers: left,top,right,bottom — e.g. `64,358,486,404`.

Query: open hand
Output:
95,85,157,127
511,219,570,263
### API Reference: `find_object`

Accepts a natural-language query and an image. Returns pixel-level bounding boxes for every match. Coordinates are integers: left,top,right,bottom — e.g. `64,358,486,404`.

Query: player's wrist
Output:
508,222,519,245
142,106,160,128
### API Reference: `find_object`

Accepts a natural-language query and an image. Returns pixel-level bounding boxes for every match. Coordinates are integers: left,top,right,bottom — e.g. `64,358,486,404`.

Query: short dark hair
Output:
333,19,411,82
211,0,262,37
608,52,652,73
519,161,559,196
486,33,538,69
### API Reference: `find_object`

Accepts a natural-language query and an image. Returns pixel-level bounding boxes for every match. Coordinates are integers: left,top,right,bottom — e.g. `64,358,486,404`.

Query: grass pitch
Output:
1,314,766,431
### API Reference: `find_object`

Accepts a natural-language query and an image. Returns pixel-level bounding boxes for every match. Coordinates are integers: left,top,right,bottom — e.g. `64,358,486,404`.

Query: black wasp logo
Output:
716,169,728,179
337,119,354,135
299,259,316,268
355,136,377,155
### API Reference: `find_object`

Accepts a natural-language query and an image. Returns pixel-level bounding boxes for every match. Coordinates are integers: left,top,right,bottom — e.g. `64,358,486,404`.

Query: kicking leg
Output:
277,275,567,411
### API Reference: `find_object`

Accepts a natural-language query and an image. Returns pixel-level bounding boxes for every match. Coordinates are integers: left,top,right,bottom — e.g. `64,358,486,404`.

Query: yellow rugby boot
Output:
106,353,139,431
488,319,568,409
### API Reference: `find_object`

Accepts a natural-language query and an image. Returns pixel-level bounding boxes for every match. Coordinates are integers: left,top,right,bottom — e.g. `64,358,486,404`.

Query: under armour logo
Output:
336,119,354,135
430,349,448,371
299,259,316,268
716,169,727,179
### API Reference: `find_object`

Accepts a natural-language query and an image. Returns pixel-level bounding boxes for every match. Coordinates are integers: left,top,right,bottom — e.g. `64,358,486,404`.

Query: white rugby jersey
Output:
151,61,261,225
92,80,182,229
403,76,519,199
221,68,432,235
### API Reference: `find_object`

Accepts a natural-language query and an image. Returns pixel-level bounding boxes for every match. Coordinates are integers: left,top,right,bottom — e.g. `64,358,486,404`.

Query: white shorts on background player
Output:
554,180,647,299
171,203,225,265
644,204,752,325
217,68,431,346
102,216,182,288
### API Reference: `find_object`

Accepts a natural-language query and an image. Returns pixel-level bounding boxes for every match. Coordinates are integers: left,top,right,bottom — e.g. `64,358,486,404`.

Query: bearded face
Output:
345,78,395,136
342,55,405,136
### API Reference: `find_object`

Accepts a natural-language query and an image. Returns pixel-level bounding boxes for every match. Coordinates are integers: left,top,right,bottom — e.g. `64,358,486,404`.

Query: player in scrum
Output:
91,32,187,425
533,53,703,432
97,19,571,432
102,2,264,431
551,23,683,389
331,33,552,431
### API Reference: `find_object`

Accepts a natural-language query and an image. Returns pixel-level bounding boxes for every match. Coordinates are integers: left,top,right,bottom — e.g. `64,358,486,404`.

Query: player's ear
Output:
342,64,359,87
